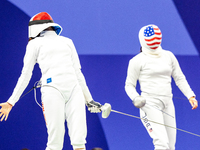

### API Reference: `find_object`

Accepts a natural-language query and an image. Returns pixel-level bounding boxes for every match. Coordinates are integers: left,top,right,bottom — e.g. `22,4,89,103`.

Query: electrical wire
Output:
111,109,200,137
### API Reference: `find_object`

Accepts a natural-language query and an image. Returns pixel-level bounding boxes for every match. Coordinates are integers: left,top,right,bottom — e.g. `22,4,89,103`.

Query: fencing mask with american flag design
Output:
139,24,162,55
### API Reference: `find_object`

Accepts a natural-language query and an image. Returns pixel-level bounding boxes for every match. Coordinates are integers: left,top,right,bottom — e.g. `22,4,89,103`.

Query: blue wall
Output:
1,0,200,150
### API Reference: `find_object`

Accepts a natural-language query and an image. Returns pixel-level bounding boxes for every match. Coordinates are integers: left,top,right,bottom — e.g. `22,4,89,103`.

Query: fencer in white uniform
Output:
125,24,198,150
0,12,102,150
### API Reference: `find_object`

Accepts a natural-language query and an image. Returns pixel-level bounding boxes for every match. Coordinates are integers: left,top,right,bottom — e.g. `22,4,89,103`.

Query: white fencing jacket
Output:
7,31,93,106
125,49,195,102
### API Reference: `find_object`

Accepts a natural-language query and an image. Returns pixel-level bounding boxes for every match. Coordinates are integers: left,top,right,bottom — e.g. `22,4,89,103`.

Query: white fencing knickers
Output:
140,96,176,150
41,85,87,150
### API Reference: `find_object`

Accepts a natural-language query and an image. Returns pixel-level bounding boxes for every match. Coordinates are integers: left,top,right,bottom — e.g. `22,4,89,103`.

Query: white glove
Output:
86,100,102,113
132,96,146,108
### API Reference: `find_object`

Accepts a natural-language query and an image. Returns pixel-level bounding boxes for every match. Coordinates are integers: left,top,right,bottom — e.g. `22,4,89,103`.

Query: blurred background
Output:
0,0,200,149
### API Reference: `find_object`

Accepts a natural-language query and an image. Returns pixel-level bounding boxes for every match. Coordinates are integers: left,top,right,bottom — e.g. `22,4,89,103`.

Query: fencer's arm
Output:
70,40,93,103
125,58,140,101
73,58,103,113
0,102,13,121
70,40,102,113
70,42,109,113
189,96,198,110
170,52,196,99
77,72,94,103
7,42,37,106
170,52,198,109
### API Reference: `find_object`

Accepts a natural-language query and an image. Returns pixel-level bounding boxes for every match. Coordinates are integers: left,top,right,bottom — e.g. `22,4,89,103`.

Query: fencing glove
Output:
86,100,102,113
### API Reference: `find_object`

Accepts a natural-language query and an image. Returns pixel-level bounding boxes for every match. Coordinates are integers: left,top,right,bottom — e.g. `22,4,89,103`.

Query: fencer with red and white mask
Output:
0,12,104,150
125,24,198,150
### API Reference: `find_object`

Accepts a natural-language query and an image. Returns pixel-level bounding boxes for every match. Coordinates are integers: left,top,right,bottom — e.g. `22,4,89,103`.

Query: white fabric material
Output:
7,31,93,106
142,46,162,57
140,96,176,150
7,30,91,149
125,49,195,104
29,22,62,38
42,85,87,150
125,25,195,149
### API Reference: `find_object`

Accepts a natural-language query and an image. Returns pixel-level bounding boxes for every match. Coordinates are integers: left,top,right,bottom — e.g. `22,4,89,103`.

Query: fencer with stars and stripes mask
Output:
139,24,162,56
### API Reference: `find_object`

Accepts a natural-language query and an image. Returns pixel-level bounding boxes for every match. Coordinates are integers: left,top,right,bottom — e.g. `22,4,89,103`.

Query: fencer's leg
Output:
41,87,66,150
163,101,176,150
65,85,87,150
140,100,170,150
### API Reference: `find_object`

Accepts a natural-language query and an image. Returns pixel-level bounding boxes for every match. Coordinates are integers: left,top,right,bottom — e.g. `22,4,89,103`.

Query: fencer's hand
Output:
86,100,102,113
189,97,198,110
0,102,13,121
